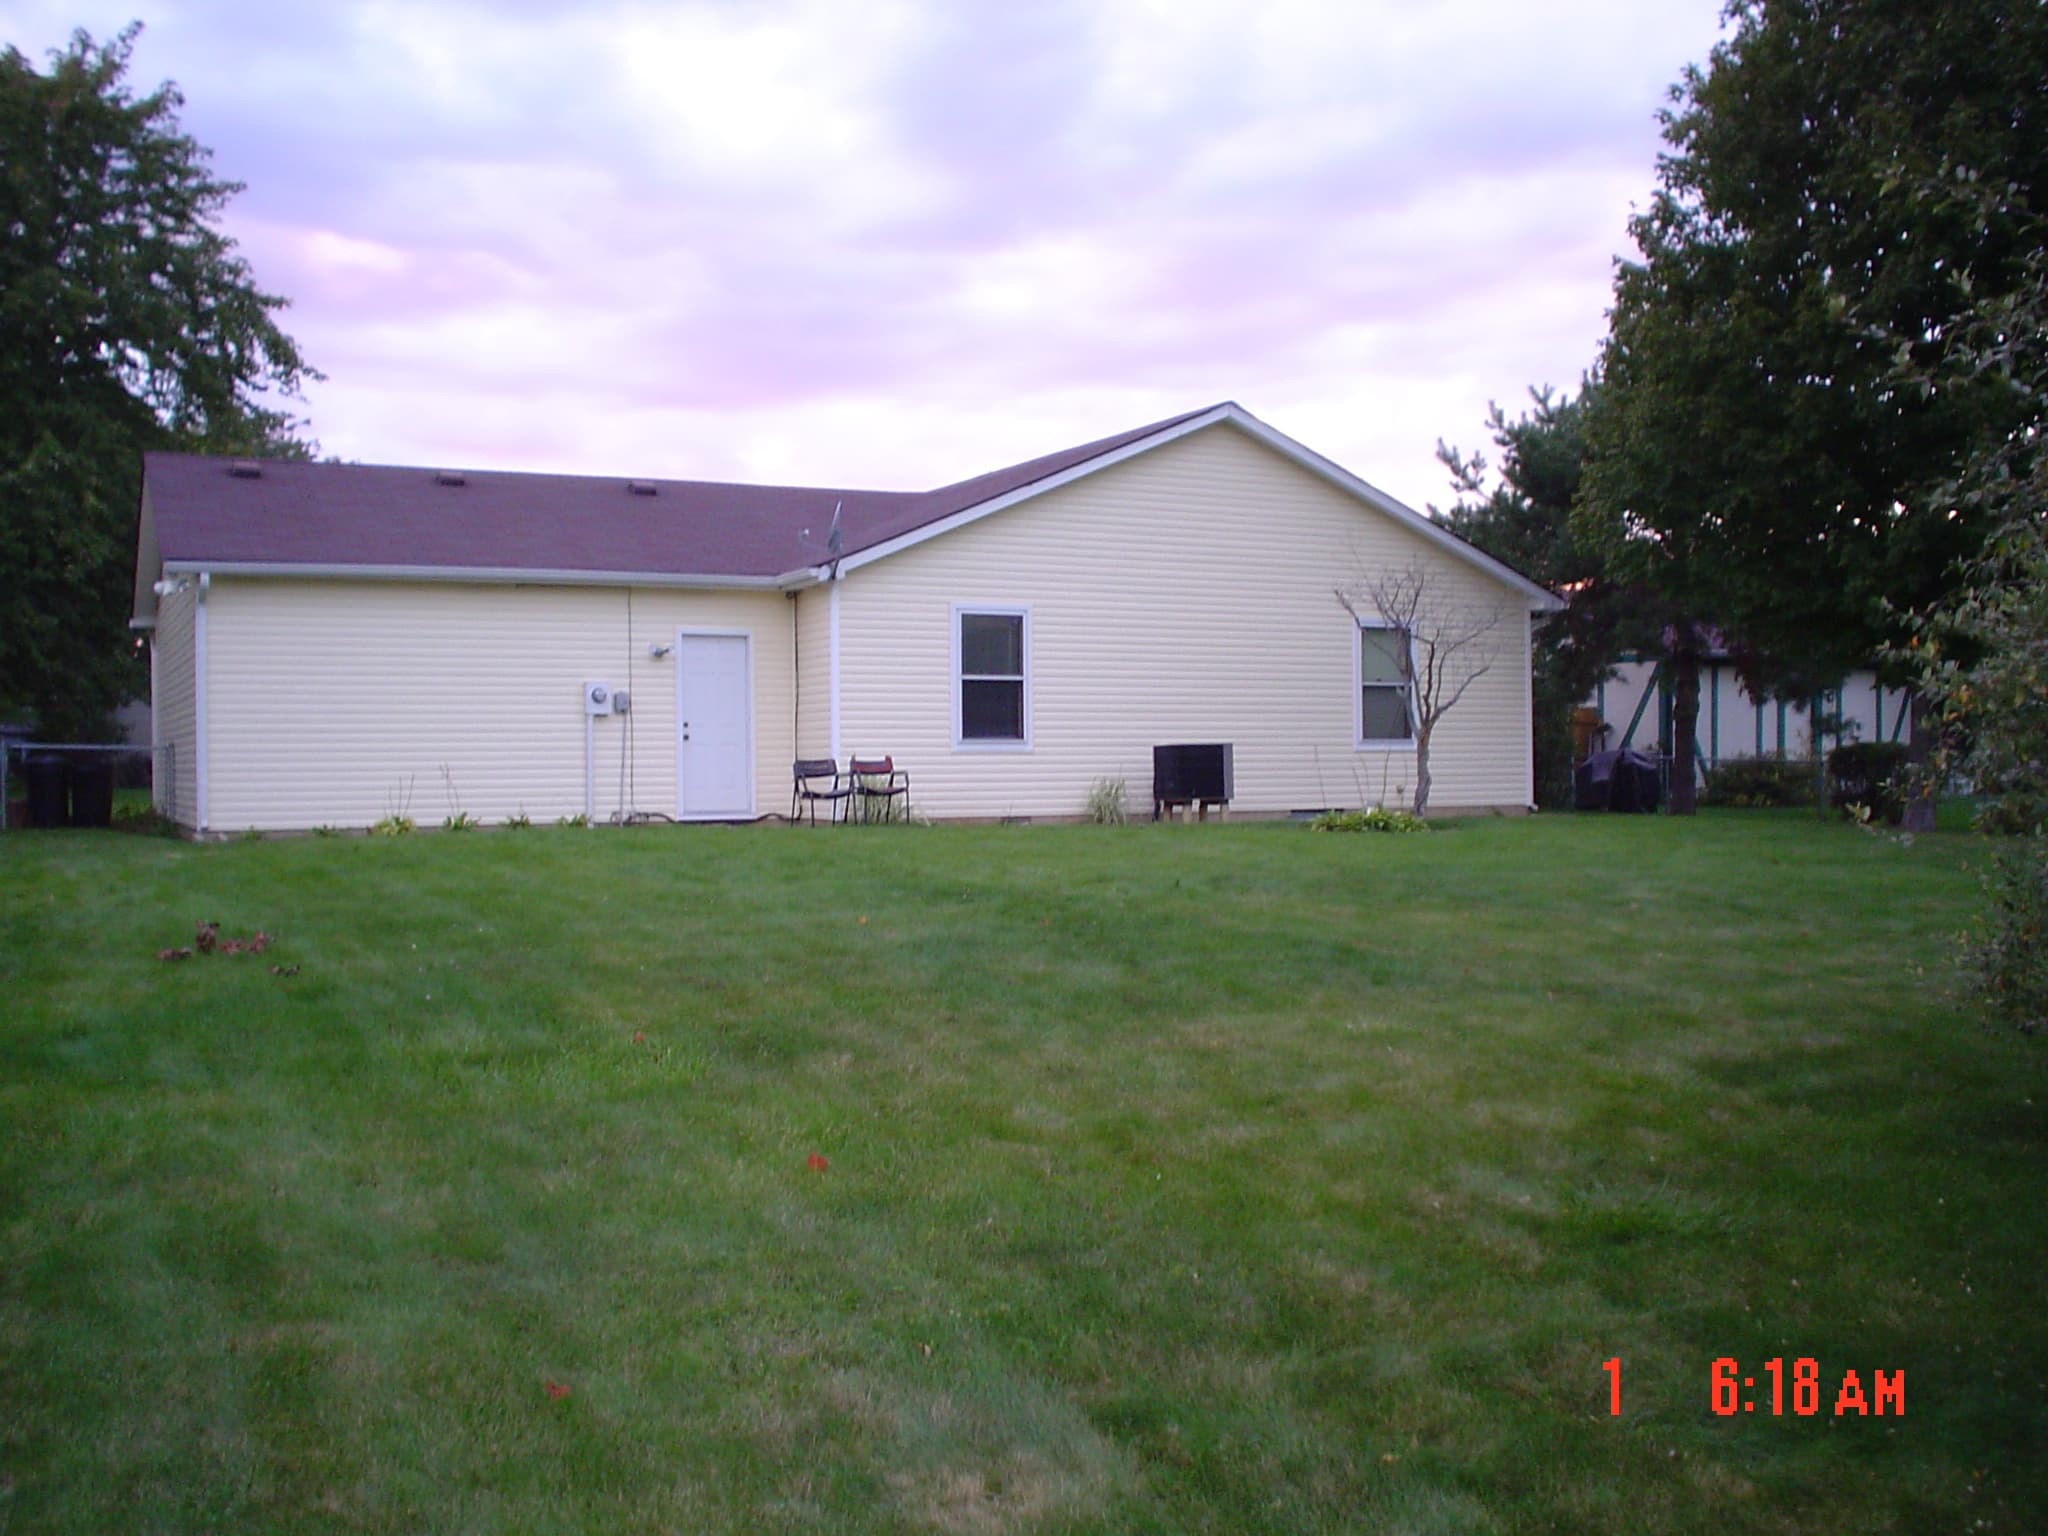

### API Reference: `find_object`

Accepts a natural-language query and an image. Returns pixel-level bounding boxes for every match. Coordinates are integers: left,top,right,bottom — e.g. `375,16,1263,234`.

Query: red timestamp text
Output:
1710,1357,1903,1417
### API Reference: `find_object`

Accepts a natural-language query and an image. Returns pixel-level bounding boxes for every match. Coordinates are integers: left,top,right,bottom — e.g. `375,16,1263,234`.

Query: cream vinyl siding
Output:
151,582,199,827
202,579,790,831
836,422,1536,818
794,585,833,761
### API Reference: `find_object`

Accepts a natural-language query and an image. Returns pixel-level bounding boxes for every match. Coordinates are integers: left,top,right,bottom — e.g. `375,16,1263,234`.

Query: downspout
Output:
828,576,843,765
149,629,162,814
194,572,211,832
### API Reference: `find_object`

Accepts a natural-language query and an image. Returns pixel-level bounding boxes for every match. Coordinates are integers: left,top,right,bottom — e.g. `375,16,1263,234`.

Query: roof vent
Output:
626,480,658,497
228,460,262,479
434,470,467,487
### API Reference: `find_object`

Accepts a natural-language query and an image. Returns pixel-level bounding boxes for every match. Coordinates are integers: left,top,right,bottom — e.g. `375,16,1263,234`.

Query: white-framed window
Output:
1357,622,1415,747
954,605,1030,749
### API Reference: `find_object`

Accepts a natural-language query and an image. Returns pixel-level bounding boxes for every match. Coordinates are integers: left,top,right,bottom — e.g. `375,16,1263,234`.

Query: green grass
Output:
1,813,2042,1534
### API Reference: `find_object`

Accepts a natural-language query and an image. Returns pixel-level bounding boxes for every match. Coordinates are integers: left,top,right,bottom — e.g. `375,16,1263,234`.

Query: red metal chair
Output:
848,756,910,823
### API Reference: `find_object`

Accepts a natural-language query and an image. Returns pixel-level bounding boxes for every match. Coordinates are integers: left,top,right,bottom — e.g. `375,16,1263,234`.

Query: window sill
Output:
954,740,1033,754
1355,741,1417,752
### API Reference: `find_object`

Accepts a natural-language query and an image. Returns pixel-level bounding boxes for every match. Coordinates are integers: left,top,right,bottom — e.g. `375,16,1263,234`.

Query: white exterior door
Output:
676,632,754,818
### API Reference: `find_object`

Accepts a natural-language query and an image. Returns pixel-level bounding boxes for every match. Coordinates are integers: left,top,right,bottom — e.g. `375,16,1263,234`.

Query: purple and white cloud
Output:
4,0,1726,509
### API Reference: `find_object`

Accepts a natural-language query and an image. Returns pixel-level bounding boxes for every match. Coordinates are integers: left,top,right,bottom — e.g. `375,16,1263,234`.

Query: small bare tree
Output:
1335,559,1503,817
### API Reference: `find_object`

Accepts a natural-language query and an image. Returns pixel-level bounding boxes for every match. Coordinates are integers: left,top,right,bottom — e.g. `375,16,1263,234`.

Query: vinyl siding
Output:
836,422,1537,819
794,585,832,761
151,582,198,827
202,579,791,831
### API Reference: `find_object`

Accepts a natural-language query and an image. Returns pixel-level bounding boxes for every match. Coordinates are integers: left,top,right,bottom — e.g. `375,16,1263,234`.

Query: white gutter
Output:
161,560,785,591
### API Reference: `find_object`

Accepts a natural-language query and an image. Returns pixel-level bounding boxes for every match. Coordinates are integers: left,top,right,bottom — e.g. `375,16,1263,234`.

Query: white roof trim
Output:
834,402,1563,611
161,560,785,591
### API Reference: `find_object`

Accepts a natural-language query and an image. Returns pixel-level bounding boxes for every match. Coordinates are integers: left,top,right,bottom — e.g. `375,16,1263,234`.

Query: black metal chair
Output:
848,755,911,823
791,759,852,824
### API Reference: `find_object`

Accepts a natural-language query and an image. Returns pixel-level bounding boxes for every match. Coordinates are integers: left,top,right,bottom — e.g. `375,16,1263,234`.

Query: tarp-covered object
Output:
1573,749,1663,813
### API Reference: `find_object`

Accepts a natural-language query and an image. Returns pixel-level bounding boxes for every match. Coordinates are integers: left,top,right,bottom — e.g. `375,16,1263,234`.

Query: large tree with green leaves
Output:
1575,0,2048,814
1897,210,2047,1026
1,24,313,739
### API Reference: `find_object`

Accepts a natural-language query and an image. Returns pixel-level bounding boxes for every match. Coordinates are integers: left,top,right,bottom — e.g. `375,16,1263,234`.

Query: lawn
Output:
1,813,2042,1534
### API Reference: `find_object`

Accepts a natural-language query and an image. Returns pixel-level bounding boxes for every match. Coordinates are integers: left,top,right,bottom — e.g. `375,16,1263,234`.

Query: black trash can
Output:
1573,750,1618,811
1573,749,1664,814
69,756,115,828
23,754,71,829
1609,749,1663,814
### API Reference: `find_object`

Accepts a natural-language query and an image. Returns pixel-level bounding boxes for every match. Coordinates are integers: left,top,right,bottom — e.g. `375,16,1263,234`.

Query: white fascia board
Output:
833,401,1564,612
160,560,784,590
832,405,1239,575
129,617,156,631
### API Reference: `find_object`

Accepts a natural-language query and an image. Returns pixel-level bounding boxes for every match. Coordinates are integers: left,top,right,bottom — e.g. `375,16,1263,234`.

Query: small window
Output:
957,608,1028,747
1359,624,1414,743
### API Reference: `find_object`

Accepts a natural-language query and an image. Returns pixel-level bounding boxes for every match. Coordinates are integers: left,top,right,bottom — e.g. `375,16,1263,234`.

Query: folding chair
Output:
790,759,852,824
848,755,911,823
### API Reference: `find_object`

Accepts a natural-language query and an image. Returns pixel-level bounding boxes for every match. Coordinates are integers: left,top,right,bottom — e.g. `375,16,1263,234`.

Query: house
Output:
1588,651,1913,779
131,402,1560,833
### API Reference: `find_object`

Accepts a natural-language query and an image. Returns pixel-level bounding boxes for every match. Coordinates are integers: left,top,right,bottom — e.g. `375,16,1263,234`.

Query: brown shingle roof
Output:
145,405,1223,581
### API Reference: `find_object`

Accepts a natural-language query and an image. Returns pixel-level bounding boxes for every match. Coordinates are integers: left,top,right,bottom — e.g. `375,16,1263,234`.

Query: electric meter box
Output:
583,681,611,715
611,690,631,715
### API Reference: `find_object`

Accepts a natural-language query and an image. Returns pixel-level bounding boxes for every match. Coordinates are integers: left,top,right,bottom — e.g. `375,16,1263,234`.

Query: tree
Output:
1334,560,1502,818
1435,383,1649,807
1575,0,2048,813
1,25,313,739
1898,223,2047,1029
1910,510,2047,1033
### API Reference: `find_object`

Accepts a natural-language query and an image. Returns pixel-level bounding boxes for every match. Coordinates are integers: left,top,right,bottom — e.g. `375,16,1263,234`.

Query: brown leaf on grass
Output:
807,1152,830,1173
194,921,220,954
157,947,193,962
220,937,245,956
543,1381,572,1400
249,931,272,953
270,964,300,977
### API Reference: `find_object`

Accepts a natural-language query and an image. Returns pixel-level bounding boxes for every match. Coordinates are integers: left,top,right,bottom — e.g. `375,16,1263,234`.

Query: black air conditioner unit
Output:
1153,743,1234,808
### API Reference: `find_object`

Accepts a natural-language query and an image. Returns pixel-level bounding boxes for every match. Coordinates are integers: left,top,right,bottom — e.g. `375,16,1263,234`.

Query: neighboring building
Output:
132,402,1560,833
1588,655,1913,776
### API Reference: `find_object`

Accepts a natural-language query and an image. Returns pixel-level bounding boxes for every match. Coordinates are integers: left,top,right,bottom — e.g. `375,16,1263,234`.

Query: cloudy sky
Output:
6,0,1727,510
